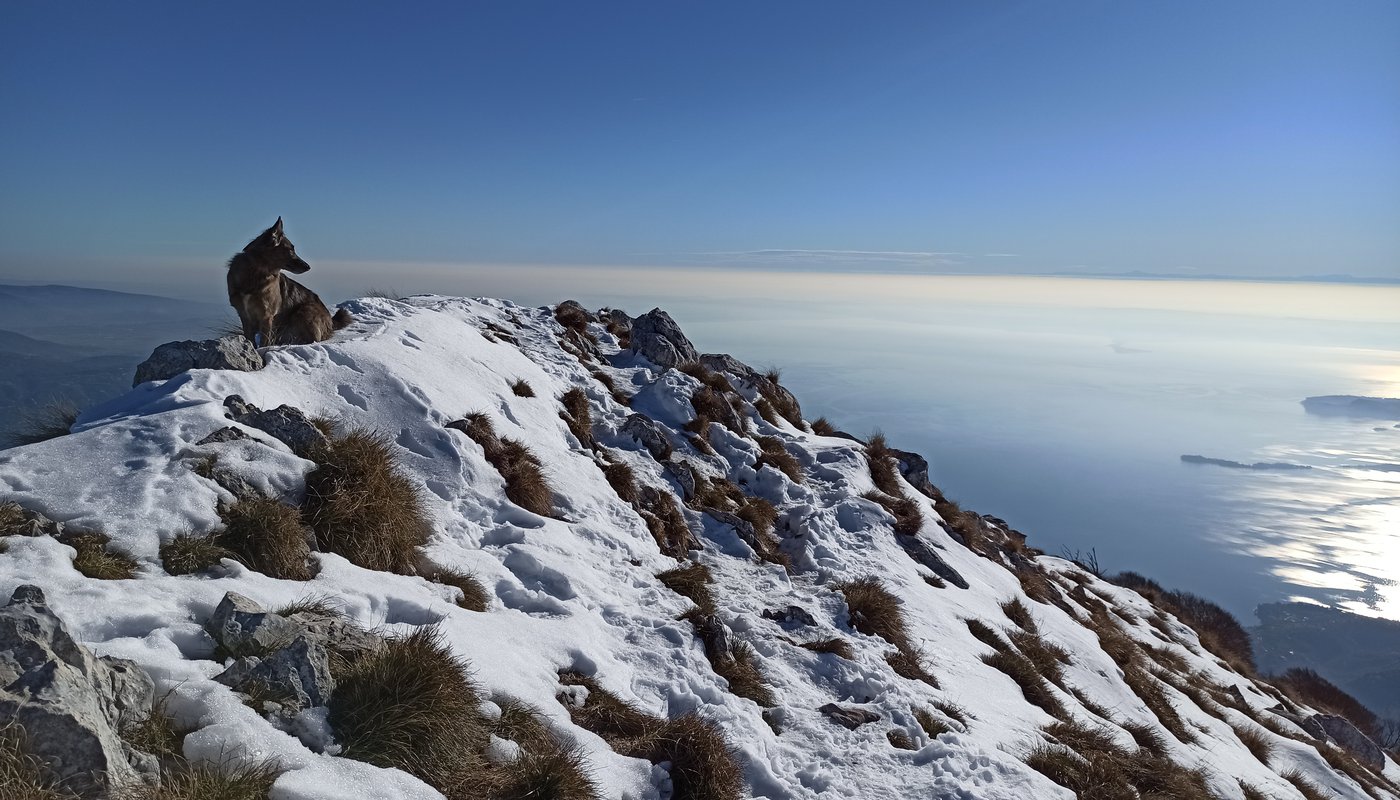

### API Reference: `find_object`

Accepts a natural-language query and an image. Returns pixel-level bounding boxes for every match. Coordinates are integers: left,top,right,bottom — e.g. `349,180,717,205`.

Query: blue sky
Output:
2,1,1397,282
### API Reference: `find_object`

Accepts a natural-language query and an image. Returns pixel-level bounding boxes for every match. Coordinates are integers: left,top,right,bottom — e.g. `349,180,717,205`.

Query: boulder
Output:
224,395,329,458
622,414,674,461
819,703,880,730
0,585,156,795
897,534,969,589
132,336,262,387
207,592,302,657
630,308,698,368
215,635,334,711
1302,714,1386,771
762,606,817,628
195,426,252,446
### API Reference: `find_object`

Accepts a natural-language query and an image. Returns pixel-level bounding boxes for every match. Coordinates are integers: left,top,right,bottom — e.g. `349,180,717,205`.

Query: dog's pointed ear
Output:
273,217,283,232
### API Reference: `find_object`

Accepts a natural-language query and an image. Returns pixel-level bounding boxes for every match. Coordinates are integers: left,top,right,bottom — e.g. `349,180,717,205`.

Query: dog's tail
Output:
332,308,354,330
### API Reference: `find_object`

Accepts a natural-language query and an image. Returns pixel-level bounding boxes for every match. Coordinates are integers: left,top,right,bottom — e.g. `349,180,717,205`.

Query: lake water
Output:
185,265,1400,623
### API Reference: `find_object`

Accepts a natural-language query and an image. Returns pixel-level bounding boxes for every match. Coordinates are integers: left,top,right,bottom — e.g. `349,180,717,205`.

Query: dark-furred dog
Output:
226,218,352,346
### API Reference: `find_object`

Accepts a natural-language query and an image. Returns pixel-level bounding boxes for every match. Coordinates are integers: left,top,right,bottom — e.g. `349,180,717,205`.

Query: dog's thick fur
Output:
227,218,352,346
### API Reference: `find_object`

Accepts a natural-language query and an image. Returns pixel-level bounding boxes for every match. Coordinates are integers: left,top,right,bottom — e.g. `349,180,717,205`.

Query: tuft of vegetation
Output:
1007,628,1070,689
1026,719,1212,800
559,388,594,449
753,436,802,483
487,697,600,800
0,501,27,535
887,729,916,750
1,719,74,799
753,397,779,427
1001,598,1034,631
452,413,554,517
159,533,234,576
1111,571,1255,675
116,759,283,800
1272,667,1381,739
933,701,970,727
1229,723,1273,764
66,531,138,580
861,491,923,536
838,577,934,684
331,627,491,799
1280,769,1330,800
217,496,314,581
1238,782,1269,800
657,563,716,616
798,638,855,660
914,708,952,739
933,496,987,554
428,568,490,612
711,642,774,707
677,362,735,394
734,496,788,569
863,433,902,496
554,303,596,340
810,417,837,436
303,428,432,574
4,400,79,448
558,673,742,800
590,370,630,405
756,369,803,428
638,487,692,560
510,379,535,397
121,701,185,762
688,386,740,434
600,460,640,506
363,288,404,300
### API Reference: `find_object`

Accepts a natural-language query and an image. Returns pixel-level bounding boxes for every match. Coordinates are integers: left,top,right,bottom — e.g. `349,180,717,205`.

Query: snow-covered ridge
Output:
1,295,1396,799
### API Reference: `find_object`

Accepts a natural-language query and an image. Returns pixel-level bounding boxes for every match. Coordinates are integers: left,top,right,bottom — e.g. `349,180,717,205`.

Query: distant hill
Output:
1253,602,1400,720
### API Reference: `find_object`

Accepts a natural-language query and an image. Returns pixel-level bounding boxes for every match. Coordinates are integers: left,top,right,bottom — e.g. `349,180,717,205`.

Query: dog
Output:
226,218,352,346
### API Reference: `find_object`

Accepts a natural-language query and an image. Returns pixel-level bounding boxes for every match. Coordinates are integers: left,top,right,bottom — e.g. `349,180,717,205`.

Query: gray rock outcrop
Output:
223,395,329,458
1302,713,1386,771
0,501,63,537
819,703,880,729
132,336,263,387
630,308,698,368
622,413,674,461
0,585,157,795
208,592,302,657
898,534,969,589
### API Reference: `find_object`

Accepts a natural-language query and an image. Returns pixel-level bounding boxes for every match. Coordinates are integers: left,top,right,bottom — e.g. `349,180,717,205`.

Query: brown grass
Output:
753,436,802,483
429,567,490,611
303,428,432,574
839,577,934,683
1111,571,1256,675
160,533,234,576
798,638,855,660
914,708,952,738
887,729,916,750
116,758,283,800
560,388,593,449
1026,719,1212,799
657,563,716,616
4,400,79,448
0,719,73,799
861,491,923,536
677,362,735,394
1001,598,1034,631
711,642,774,707
601,460,640,505
66,531,138,580
933,496,987,554
0,501,24,535
933,701,970,727
1008,628,1070,689
331,627,491,799
756,370,803,428
558,673,742,800
217,496,313,581
689,387,740,433
1280,769,1330,800
591,370,630,404
1271,667,1381,738
1229,723,1273,764
510,379,535,397
638,487,692,559
487,698,600,800
453,414,554,516
810,417,837,436
863,433,902,495
734,496,788,568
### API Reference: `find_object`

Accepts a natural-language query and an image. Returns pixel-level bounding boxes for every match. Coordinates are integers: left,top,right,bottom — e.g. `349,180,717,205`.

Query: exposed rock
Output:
630,308,698,368
688,612,734,659
819,703,880,730
698,353,761,384
888,447,942,501
762,606,817,628
0,585,156,795
215,635,333,711
0,501,63,537
284,611,383,663
622,413,674,461
224,394,328,458
207,592,302,657
707,508,762,555
599,307,632,331
664,459,700,501
132,336,263,387
1302,714,1386,771
897,534,969,589
196,426,252,446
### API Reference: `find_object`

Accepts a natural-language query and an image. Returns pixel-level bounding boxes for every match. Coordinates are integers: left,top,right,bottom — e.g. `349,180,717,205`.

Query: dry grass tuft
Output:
861,491,923,536
1272,667,1381,739
1238,782,1269,800
1001,598,1034,631
510,379,535,397
428,568,490,612
160,533,234,576
755,369,804,428
1,719,74,799
657,563,716,616
0,502,24,535
638,487,692,559
554,303,596,339
1280,769,1330,800
117,759,283,800
863,433,902,496
559,388,594,449
217,496,313,581
66,530,138,580
303,428,432,574
4,400,79,448
601,460,640,505
487,697,600,800
798,638,855,660
558,673,742,800
839,577,934,683
933,701,970,726
711,642,774,707
933,496,988,554
1111,571,1256,675
753,436,802,483
982,649,1065,718
689,387,740,434
734,496,789,569
677,362,735,394
810,417,837,436
591,370,630,405
331,627,491,799
452,414,554,517
1229,722,1273,764
1026,719,1212,800
887,729,916,750
914,708,952,738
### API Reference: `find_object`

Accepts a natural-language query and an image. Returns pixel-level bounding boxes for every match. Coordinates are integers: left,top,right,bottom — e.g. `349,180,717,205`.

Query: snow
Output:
0,294,1394,800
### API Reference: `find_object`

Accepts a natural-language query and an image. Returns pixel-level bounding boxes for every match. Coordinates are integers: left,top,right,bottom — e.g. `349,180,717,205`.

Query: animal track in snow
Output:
337,384,369,410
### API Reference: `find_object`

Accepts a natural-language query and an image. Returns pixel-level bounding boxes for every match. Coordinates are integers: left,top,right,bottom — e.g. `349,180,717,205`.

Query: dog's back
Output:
226,218,352,346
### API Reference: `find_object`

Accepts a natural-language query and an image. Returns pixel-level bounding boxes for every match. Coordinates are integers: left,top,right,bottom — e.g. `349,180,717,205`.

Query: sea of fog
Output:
14,266,1400,624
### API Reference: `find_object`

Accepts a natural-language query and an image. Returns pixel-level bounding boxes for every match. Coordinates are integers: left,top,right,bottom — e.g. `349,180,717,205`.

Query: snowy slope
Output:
1,295,1395,800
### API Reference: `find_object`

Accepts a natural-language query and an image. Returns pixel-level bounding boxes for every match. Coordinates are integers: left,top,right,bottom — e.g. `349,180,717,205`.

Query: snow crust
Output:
1,296,1393,799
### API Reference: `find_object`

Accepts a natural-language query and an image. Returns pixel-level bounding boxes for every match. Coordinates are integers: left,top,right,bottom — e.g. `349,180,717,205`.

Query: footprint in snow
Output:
325,349,364,374
502,549,577,600
337,384,369,411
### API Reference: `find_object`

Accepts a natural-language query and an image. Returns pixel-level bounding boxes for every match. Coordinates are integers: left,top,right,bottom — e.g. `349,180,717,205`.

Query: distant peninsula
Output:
1302,395,1400,420
1180,454,1312,471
